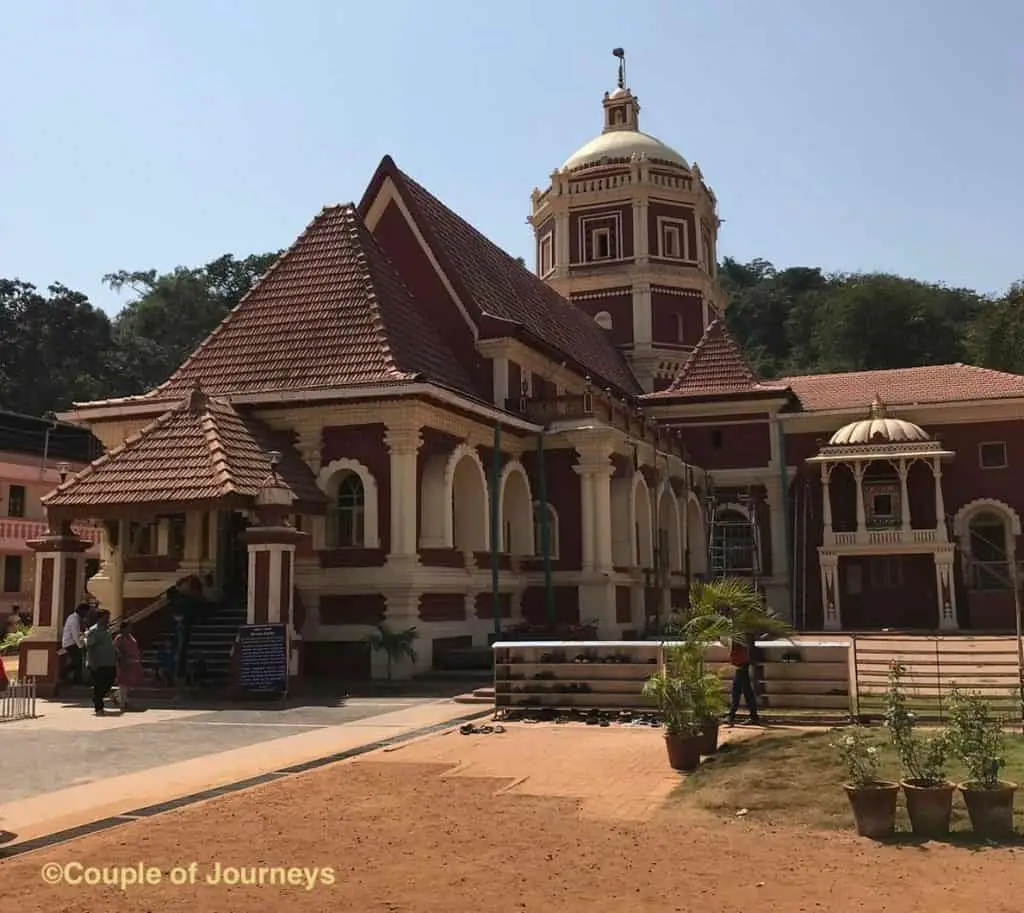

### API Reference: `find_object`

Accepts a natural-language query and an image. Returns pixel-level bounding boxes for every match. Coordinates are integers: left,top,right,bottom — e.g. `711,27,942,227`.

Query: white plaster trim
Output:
657,484,683,571
952,498,1023,537
444,444,490,550
317,458,380,549
534,501,561,560
362,176,478,339
498,460,535,555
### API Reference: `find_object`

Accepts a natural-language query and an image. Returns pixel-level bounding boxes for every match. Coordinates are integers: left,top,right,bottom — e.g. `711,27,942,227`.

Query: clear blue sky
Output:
1,0,1020,316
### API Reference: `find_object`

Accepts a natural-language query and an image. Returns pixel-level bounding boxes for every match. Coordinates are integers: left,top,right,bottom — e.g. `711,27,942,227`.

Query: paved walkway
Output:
1,694,483,845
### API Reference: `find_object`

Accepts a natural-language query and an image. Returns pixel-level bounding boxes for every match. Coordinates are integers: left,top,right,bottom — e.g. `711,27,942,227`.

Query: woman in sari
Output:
114,620,143,711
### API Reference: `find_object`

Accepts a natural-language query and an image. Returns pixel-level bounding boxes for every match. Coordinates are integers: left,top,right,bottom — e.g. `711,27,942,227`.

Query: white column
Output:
820,552,841,631
385,425,423,562
820,464,833,535
492,357,509,408
632,281,652,347
593,465,614,570
853,463,867,539
898,459,911,532
632,199,649,263
574,467,595,571
555,211,570,277
935,550,959,631
932,457,948,541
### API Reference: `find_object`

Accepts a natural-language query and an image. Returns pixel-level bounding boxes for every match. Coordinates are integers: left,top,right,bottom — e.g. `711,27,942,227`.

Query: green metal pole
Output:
536,433,555,629
491,423,502,637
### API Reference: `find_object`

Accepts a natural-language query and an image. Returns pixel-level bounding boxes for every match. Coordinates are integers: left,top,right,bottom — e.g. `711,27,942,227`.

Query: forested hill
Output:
0,253,1021,417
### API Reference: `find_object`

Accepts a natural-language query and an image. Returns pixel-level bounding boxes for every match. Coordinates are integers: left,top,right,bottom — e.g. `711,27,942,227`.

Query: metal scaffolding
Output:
704,481,763,587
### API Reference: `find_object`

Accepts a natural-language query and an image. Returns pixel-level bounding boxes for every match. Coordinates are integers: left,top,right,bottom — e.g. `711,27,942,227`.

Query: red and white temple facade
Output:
19,60,1024,685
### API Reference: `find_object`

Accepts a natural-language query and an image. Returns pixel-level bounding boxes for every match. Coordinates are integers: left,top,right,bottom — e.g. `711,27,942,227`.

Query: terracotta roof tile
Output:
780,364,1024,412
152,205,473,399
376,160,642,397
644,319,787,399
43,388,324,511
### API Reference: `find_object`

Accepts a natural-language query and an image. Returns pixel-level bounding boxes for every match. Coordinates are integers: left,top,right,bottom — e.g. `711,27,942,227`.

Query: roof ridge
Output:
198,402,240,497
149,206,351,399
342,207,411,382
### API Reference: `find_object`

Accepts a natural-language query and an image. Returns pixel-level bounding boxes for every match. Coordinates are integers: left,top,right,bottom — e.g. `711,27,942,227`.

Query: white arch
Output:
533,501,560,559
657,484,683,572
498,460,535,555
317,458,379,548
444,443,490,551
611,475,633,566
953,498,1022,538
633,472,654,567
685,493,706,576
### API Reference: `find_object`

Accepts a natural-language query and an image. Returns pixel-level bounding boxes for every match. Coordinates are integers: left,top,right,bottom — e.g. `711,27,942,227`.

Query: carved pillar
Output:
554,210,570,278
932,457,948,542
385,424,423,564
820,463,833,535
243,471,307,684
631,281,652,348
19,526,90,696
820,550,841,631
573,467,596,571
898,459,911,532
592,465,614,571
853,463,867,538
934,548,958,631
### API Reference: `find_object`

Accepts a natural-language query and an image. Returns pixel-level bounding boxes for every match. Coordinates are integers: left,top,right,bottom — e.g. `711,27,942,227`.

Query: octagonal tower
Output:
529,53,725,392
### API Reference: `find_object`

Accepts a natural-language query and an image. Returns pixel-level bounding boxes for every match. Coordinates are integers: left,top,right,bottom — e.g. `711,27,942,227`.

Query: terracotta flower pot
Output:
665,733,702,772
697,720,720,755
960,780,1017,838
844,781,899,838
901,779,955,837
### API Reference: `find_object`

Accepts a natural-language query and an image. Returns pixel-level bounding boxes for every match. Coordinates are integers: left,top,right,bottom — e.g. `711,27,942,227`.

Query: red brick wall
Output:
571,290,633,345
673,418,772,470
651,289,705,348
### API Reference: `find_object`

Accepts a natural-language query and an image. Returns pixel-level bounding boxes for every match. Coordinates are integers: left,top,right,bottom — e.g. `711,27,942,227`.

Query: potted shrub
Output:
947,688,1017,838
364,623,419,680
884,663,954,836
642,665,702,772
665,643,727,754
832,726,898,838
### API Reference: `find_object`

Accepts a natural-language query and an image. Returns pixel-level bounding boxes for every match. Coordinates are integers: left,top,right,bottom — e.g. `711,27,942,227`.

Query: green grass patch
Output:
676,729,1024,836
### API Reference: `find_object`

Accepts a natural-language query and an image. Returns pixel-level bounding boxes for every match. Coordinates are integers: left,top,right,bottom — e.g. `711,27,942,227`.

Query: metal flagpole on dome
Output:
490,423,502,637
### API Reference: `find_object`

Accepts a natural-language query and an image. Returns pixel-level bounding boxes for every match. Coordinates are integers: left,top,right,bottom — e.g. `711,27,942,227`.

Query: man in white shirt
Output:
61,603,89,685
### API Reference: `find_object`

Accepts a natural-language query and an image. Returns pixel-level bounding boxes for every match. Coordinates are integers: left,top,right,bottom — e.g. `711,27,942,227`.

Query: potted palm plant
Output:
364,623,419,681
832,726,898,838
947,688,1017,838
674,578,791,734
666,641,727,754
642,660,702,771
884,663,954,836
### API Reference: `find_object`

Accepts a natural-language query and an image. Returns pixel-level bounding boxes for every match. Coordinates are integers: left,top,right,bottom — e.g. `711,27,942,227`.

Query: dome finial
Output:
612,47,626,89
869,394,887,419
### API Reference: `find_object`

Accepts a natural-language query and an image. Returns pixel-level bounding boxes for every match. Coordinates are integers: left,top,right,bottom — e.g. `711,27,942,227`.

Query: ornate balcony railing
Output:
826,527,942,548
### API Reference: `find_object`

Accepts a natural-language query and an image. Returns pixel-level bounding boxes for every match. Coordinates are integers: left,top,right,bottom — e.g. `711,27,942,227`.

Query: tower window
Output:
591,228,611,260
538,233,554,276
662,225,681,258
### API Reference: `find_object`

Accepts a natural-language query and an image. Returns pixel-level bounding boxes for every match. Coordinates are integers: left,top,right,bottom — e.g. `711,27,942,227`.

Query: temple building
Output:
18,55,1024,687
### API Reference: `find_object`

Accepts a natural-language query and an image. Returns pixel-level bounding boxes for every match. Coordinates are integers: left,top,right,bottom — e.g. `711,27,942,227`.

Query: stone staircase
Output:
138,600,247,687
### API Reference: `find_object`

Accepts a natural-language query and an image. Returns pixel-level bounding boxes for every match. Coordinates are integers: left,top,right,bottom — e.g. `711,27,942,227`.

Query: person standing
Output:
85,610,117,716
727,634,761,727
61,603,89,685
114,620,143,711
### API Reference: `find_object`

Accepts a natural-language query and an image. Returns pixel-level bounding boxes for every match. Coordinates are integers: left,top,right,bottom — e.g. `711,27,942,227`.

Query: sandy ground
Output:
2,724,1022,912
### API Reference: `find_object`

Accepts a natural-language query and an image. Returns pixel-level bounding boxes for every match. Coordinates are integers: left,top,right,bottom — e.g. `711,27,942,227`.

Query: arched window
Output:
968,511,1010,590
533,502,560,560
328,472,365,547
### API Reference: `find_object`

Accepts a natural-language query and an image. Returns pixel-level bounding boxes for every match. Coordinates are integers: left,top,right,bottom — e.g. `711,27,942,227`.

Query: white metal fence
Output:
0,679,37,722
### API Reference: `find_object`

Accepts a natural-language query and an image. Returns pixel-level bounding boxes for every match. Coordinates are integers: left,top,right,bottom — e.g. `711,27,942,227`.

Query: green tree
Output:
968,281,1024,374
364,623,419,680
105,251,280,393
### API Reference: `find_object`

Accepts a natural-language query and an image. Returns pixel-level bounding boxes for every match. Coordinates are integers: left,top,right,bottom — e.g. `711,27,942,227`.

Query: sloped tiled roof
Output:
363,157,642,396
43,388,324,510
151,205,474,400
780,364,1024,412
644,319,788,400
